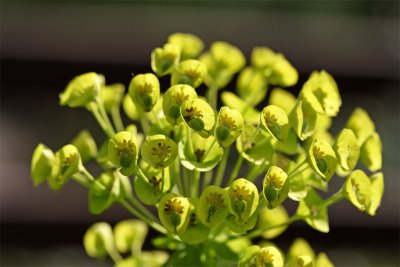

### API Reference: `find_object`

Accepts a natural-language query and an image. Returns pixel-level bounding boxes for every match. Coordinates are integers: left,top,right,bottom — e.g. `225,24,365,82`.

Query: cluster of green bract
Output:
31,33,384,267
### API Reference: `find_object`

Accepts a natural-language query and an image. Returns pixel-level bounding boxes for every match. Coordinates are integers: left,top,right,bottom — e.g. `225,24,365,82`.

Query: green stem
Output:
192,169,200,197
111,107,124,132
227,156,244,186
206,83,219,110
172,159,184,195
183,167,191,197
137,108,150,134
202,138,217,160
96,98,116,136
128,195,159,223
287,159,309,179
214,147,230,187
244,127,261,151
80,167,95,182
202,170,214,191
320,189,345,208
88,103,114,137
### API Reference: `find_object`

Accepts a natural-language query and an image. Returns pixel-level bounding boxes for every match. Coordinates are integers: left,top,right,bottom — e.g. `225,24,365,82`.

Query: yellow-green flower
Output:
228,178,259,224
108,131,138,176
31,143,54,187
360,132,382,172
114,219,148,254
158,193,191,234
128,73,160,112
289,100,317,141
221,91,260,125
236,67,268,106
263,166,289,209
140,134,178,169
333,128,360,172
151,43,180,77
100,83,125,112
345,107,375,145
269,88,297,114
178,200,210,245
71,129,97,163
344,170,371,212
197,186,229,227
215,106,244,147
181,99,215,137
171,59,207,88
307,138,337,182
83,222,118,260
256,246,284,267
367,172,384,216
167,32,204,60
261,105,289,141
257,205,289,239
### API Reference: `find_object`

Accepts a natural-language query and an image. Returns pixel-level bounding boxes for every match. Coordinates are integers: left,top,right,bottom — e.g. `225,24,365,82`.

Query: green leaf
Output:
367,172,384,216
71,129,97,163
83,222,118,260
236,67,268,106
261,105,289,141
345,107,375,145
257,205,289,239
344,170,372,212
151,43,180,77
360,132,382,172
31,143,54,187
197,185,229,227
215,106,244,147
168,32,204,60
141,134,178,169
179,133,223,171
333,128,360,172
171,59,207,88
221,92,260,125
114,219,148,254
297,189,330,233
59,72,103,108
128,73,160,112
307,138,337,182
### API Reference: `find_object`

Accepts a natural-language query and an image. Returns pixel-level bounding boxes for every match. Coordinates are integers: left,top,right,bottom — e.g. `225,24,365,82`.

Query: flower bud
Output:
60,72,104,108
215,106,244,147
344,170,371,212
181,99,215,137
100,83,125,112
260,105,289,141
151,43,181,77
140,134,178,169
158,193,191,234
360,132,382,172
345,107,375,146
128,73,160,112
197,186,229,227
31,143,54,187
162,84,198,125
49,144,82,190
333,128,359,172
108,131,138,176
228,178,259,224
307,138,337,182
236,67,267,106
262,166,289,209
171,59,207,88
167,32,204,60
71,129,97,163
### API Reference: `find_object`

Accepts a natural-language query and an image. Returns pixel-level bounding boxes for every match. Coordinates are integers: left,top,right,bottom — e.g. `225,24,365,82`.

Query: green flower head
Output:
256,246,284,267
167,32,204,60
158,193,191,234
140,134,178,169
344,170,372,212
151,43,181,77
228,178,259,224
210,41,246,75
215,106,244,147
307,138,337,182
171,59,207,88
162,84,198,125
197,185,229,227
31,143,55,187
128,73,160,112
221,91,260,125
367,172,384,216
360,132,382,172
237,67,268,106
300,70,341,117
60,72,104,108
100,83,125,113
50,144,82,191
108,131,138,176
83,222,117,260
345,107,375,145
261,105,289,141
181,99,215,137
263,166,289,209
114,219,148,255
333,128,360,172
289,100,317,141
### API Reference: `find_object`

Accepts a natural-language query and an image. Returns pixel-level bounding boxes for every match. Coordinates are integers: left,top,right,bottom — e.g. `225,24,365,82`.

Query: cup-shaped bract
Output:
315,253,334,267
344,170,372,212
181,99,215,137
162,84,198,125
60,72,104,108
101,83,125,113
168,32,204,60
215,106,244,147
171,59,207,89
263,166,289,209
360,132,382,172
114,219,148,254
237,67,268,106
178,201,210,245
251,47,298,87
122,94,139,121
286,238,315,266
296,256,314,267
108,131,138,176
221,91,260,125
269,88,297,114
367,172,384,216
31,143,54,187
197,186,229,227
345,107,375,145
289,100,317,141
50,144,82,190
333,128,359,172
179,133,223,171
210,41,246,75
89,171,121,215
228,178,259,224
236,123,274,165
128,73,160,112
299,70,341,117
71,129,97,163
256,246,284,267
158,193,191,234
307,138,337,182
239,245,261,267
151,43,181,77
257,205,289,239
261,105,289,141
296,189,329,233
83,222,117,260
141,134,178,169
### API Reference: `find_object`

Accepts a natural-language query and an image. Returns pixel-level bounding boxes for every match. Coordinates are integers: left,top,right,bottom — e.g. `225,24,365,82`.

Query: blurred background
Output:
1,1,399,266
